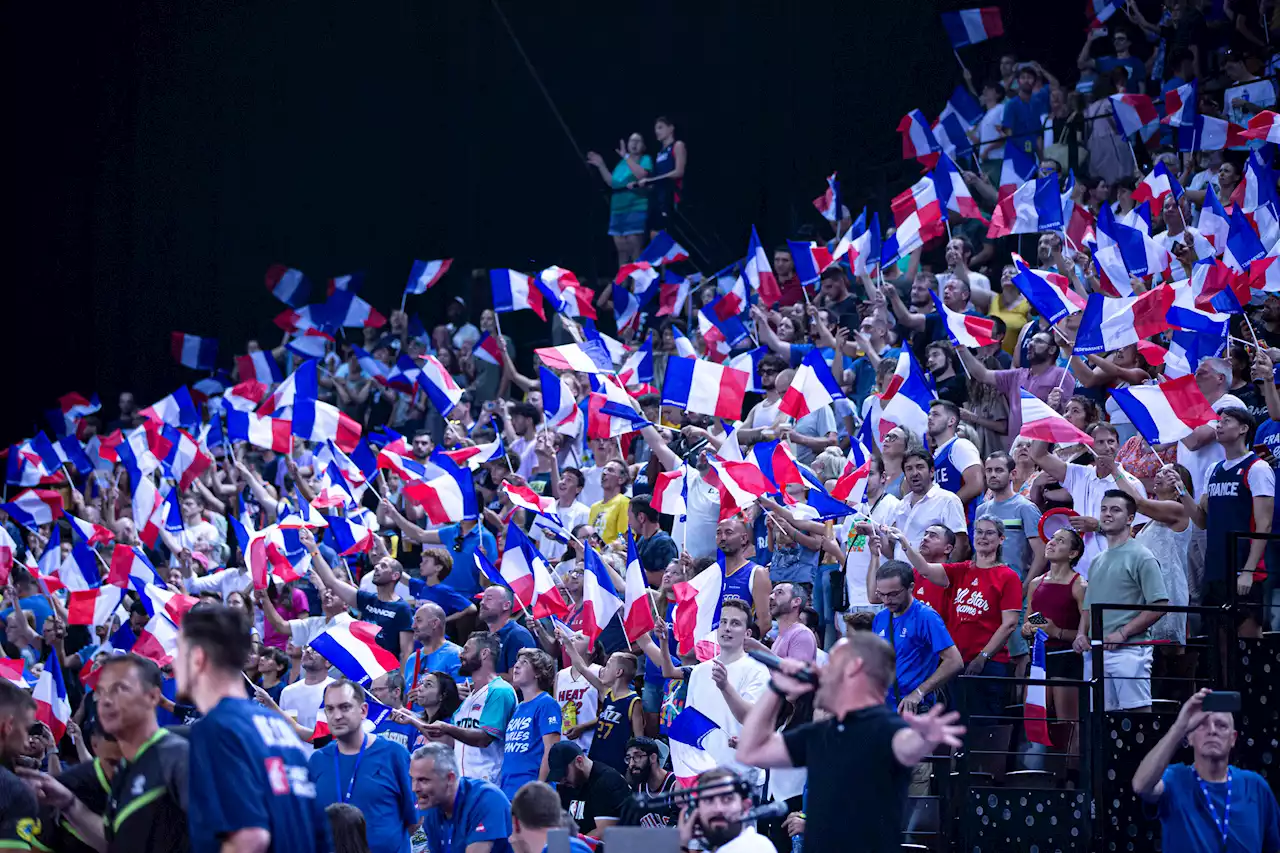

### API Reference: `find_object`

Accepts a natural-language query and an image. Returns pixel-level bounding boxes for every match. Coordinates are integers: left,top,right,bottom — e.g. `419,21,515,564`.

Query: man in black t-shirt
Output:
735,633,966,853
0,680,45,851
304,527,414,659
547,741,632,839
56,724,123,853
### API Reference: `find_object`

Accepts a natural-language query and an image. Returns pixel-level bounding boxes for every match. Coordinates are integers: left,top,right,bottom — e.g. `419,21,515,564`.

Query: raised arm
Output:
880,283,927,332
1133,689,1210,802
298,527,358,607
886,527,949,587
1029,440,1068,483
955,346,997,387
750,305,793,360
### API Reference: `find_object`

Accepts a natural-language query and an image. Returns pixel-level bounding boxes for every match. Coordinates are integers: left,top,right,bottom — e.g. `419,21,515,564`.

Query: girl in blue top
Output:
586,135,653,268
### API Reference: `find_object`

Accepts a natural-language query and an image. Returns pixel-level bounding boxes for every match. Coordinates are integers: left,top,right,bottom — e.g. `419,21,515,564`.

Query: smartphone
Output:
1201,691,1241,713
1028,612,1048,626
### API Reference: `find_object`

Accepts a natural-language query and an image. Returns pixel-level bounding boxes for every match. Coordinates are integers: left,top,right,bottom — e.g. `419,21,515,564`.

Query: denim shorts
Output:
608,208,647,236
642,677,665,713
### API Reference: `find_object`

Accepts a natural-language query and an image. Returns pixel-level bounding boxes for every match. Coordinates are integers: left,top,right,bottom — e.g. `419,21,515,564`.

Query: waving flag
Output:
812,172,841,222
1110,375,1218,444
1093,205,1171,295
292,399,362,453
1236,152,1280,249
933,88,983,160
1224,205,1267,273
1177,115,1245,152
1073,287,1175,355
929,290,1001,348
1131,162,1184,208
0,527,15,585
863,350,934,444
1167,279,1231,338
323,291,386,329
988,175,1063,238
671,563,724,656
657,270,691,318
491,269,546,321
1109,94,1158,137
0,489,63,529
662,358,749,420
0,659,30,689
585,391,648,440
839,210,881,278
623,533,657,642
310,621,401,685
619,332,655,386
237,352,284,386
898,109,941,168
651,467,689,517
107,544,160,589
404,258,452,295
162,428,212,491
639,231,690,265
740,226,780,307
884,177,945,262
706,455,776,516
265,264,310,307
787,241,835,287
33,655,71,742
502,521,569,618
1163,80,1197,127
1011,254,1086,325
500,481,562,528
670,325,697,359
612,284,642,337
1197,184,1231,252
700,294,752,348
1025,630,1052,746
225,410,292,453
534,340,615,374
540,266,598,321
67,586,125,628
443,438,505,470
140,387,199,429
540,367,582,437
1165,329,1228,379
259,360,319,416
941,6,1003,47
171,332,218,371
67,514,113,547
1185,259,1249,316
222,380,269,413
1020,389,1093,444
830,440,873,504
415,354,463,417
580,548,624,644
404,466,476,525
668,706,721,787
779,349,845,418
933,152,986,223
998,144,1038,195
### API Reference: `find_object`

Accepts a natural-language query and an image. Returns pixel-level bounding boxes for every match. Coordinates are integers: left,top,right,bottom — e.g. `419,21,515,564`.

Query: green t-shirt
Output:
610,156,654,215
1083,539,1168,639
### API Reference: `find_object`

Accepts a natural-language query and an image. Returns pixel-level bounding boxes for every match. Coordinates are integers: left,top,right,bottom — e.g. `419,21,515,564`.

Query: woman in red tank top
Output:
1022,527,1088,755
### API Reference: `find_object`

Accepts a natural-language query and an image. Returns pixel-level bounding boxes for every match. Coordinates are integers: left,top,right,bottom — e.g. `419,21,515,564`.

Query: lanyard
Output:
335,735,369,804
887,611,898,704
1194,767,1231,851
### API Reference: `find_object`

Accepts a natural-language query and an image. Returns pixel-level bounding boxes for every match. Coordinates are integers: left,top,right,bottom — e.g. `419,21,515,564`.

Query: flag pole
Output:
952,49,969,75
399,291,409,313
1244,315,1264,349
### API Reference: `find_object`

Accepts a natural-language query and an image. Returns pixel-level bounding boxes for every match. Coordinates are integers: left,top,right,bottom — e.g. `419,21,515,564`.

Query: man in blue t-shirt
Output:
1079,28,1146,94
1134,688,1280,853
480,586,537,678
177,604,330,853
309,679,417,853
871,560,963,715
403,602,463,703
414,742,513,853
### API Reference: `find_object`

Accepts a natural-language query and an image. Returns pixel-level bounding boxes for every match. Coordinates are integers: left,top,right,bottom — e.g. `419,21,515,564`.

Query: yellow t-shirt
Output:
989,296,1031,355
589,494,631,544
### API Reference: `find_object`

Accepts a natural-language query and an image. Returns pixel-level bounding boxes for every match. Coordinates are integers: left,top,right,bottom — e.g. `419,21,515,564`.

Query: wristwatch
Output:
978,651,991,661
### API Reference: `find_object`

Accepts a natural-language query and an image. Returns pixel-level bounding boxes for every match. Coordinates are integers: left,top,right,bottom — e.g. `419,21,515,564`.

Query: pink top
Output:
263,587,309,650
773,622,817,663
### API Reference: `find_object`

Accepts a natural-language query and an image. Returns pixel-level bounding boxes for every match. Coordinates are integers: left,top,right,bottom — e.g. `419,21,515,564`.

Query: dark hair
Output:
326,803,372,853
560,467,585,490
1168,463,1196,499
636,393,661,409
719,597,752,622
510,402,542,424
1218,406,1255,433
466,630,502,662
324,678,365,707
772,581,809,611
1102,489,1138,516
655,115,675,127
875,559,915,590
820,266,849,285
902,449,934,471
511,781,567,830
841,632,897,693
629,495,660,524
626,736,662,758
181,604,253,674
985,451,1014,472
412,429,432,442
516,648,557,694
1067,395,1100,425
1087,421,1119,442
100,653,164,691
0,679,35,718
926,524,957,549
759,354,789,375
929,399,961,423
984,80,1006,98
129,599,150,618
261,647,290,673
425,671,462,723
1051,528,1086,567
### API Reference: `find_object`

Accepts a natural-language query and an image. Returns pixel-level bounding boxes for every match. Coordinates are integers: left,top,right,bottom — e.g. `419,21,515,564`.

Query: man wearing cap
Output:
546,741,632,839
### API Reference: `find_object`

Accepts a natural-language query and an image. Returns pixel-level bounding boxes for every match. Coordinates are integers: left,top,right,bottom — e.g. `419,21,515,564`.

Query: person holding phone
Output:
1133,688,1280,852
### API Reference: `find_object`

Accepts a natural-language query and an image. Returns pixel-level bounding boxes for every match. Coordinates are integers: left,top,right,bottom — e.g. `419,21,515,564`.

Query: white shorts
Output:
1086,645,1153,711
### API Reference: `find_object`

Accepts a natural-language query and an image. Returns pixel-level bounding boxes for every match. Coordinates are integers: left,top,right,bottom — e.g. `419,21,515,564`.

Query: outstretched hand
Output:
902,704,966,750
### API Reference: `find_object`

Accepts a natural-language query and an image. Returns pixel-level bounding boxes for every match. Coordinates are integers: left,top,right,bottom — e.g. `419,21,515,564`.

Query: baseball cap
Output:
546,741,584,783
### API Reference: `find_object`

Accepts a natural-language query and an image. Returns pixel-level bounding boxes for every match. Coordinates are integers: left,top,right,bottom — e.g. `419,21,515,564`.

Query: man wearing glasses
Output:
870,561,963,716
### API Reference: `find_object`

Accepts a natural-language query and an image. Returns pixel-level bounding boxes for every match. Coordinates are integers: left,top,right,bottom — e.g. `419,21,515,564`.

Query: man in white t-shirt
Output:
684,599,769,786
278,647,335,755
1030,422,1149,580
1176,358,1245,607
532,467,591,562
883,451,970,562
839,456,901,612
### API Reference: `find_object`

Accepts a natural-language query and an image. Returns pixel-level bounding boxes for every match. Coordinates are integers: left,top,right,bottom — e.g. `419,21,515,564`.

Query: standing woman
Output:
1021,527,1086,756
586,133,653,268
639,116,687,239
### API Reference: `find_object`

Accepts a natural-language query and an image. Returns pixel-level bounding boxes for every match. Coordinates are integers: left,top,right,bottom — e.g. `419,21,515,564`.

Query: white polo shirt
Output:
886,484,968,561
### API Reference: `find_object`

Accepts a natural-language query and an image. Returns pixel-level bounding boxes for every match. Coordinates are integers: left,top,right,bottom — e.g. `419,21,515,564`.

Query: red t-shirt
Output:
913,570,950,615
775,275,814,307
942,561,1023,663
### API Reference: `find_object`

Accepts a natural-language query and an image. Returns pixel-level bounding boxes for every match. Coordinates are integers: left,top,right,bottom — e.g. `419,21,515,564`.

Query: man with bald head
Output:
1134,688,1280,851
480,586,537,679
736,634,966,853
403,602,462,709
715,515,773,639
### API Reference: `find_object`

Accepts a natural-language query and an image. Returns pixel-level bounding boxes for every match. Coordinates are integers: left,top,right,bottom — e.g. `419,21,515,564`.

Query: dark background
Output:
2,0,1078,443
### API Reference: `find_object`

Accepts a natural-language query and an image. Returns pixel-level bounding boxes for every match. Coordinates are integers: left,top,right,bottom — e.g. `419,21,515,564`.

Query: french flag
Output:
223,380,269,412
1073,287,1175,355
742,226,781,307
326,272,364,297
57,542,100,592
1167,277,1231,337
1177,115,1245,152
615,261,660,299
668,707,721,788
700,294,752,348
133,611,182,668
898,109,941,168
1109,94,1159,137
67,514,114,547
326,513,376,556
941,6,1003,47
1197,184,1232,252
0,527,14,585
929,291,1001,348
840,210,881,278
502,522,568,618
639,231,690,265
443,438,506,470
473,332,505,367
779,349,845,419
657,271,691,318
933,152,987,223
534,340,615,374
1185,258,1249,316
500,481,562,527
285,329,334,361
1131,161,1184,208
585,391,647,440
171,332,218,371
0,489,64,529
324,291,387,329
619,332,655,387
1,658,31,689
1164,329,1227,380
265,264,311,307
863,351,934,444
623,533,657,642
998,144,1038,195
612,284,642,337
491,268,546,321
311,462,358,510
162,428,212,491
1024,630,1053,746
1092,205,1171,295
787,241,834,286
662,358,749,420
830,441,873,504
258,360,319,416
1235,152,1280,249
375,447,429,483
541,266,598,321
419,354,465,416
403,455,476,523
33,654,71,742
67,586,125,628
540,367,582,437
672,563,723,656
1011,254,1086,325
1224,205,1267,273
292,399,362,453
404,258,453,295
1162,80,1198,127
740,439,804,497
237,352,284,385
884,177,946,262
580,548,624,645
706,454,777,517
1019,389,1093,444
812,172,840,223
933,87,983,159
987,175,1063,238
310,621,402,685
108,544,160,589
1241,109,1280,143
650,467,689,517
140,387,199,429
225,410,293,453
1110,374,1219,444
